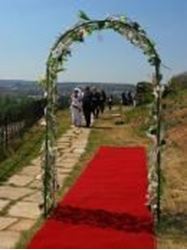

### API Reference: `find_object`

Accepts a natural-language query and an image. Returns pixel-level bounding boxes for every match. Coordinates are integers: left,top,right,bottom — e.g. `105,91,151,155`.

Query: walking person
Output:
108,95,113,111
99,89,106,114
122,92,128,106
127,91,133,106
82,86,93,128
70,88,82,127
91,87,101,119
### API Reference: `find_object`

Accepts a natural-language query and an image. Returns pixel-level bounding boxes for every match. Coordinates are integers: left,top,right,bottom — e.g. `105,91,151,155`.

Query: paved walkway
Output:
0,126,90,248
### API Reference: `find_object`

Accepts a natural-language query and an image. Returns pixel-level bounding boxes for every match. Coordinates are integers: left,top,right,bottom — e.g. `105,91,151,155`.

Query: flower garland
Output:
42,11,163,220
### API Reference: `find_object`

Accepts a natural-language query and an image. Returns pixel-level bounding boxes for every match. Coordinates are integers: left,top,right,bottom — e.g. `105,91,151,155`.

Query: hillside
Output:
168,71,187,92
158,89,187,248
0,80,135,98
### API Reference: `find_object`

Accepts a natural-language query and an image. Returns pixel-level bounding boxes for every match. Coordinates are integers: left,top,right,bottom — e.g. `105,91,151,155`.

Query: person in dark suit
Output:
99,89,106,114
91,87,101,119
82,87,93,127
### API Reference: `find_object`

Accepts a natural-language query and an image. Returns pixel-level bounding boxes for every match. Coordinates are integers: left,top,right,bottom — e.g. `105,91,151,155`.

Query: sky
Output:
0,0,187,84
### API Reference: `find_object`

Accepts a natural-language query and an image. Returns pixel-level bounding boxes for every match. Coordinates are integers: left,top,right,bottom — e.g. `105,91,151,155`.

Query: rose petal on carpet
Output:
28,146,156,249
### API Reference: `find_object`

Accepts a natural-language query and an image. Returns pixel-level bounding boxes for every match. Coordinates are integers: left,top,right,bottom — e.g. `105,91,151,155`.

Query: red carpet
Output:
28,147,156,249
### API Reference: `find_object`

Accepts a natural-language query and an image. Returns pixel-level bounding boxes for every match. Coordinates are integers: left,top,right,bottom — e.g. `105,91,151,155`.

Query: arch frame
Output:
41,12,163,221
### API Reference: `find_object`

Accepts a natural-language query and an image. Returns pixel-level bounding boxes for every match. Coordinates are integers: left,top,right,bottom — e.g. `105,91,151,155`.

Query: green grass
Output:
16,217,45,249
157,212,187,248
0,109,70,183
125,105,151,137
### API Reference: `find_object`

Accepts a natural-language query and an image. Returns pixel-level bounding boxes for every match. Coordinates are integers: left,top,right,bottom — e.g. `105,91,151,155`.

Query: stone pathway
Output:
0,126,90,248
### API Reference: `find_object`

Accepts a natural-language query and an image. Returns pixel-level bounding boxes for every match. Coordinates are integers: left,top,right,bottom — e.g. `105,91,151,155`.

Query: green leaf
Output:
71,31,84,42
120,16,127,23
57,55,62,63
84,26,93,34
78,10,90,21
131,22,140,31
57,67,65,73
97,20,106,30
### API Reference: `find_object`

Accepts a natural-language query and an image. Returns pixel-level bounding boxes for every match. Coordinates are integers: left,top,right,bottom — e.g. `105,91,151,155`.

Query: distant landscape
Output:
0,79,135,98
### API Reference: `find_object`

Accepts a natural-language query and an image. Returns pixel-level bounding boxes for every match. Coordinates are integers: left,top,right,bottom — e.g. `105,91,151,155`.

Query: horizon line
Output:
0,78,136,85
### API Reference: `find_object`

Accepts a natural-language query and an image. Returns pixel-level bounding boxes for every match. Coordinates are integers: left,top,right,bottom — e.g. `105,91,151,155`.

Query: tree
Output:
135,81,154,105
168,72,187,93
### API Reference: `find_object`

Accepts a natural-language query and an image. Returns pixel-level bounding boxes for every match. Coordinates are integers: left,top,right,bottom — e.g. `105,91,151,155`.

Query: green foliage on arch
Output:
47,11,161,76
42,11,163,221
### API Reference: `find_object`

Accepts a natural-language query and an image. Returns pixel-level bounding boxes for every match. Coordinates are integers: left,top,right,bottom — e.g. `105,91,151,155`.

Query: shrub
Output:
135,81,154,105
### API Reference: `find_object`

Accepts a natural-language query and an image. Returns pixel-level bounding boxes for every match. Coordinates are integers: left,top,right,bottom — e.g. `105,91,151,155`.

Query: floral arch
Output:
42,11,163,221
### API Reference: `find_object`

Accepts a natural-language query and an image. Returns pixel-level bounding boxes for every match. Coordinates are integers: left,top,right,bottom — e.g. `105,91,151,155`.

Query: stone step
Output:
0,217,18,230
8,201,41,219
0,231,21,248
6,175,34,187
0,186,34,201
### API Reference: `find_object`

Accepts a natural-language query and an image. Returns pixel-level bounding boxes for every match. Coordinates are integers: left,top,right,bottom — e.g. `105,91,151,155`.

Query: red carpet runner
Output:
28,147,155,249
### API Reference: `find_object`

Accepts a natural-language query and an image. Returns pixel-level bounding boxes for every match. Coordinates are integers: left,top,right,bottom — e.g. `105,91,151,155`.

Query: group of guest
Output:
70,86,112,128
121,91,135,106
